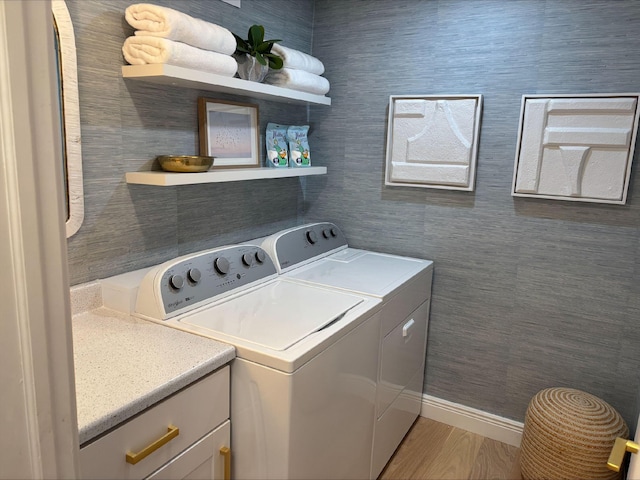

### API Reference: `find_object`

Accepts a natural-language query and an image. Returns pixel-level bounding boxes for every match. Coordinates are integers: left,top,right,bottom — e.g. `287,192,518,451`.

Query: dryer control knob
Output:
255,250,266,263
169,274,184,290
214,257,230,275
330,227,338,237
306,230,318,244
322,229,331,239
187,268,201,283
242,253,254,266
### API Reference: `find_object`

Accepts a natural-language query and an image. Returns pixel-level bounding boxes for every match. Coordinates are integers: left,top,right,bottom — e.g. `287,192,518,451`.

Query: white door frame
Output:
0,0,79,477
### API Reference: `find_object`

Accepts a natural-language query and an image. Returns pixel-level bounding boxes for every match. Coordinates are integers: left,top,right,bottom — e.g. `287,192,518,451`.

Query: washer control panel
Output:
155,245,277,315
273,222,347,271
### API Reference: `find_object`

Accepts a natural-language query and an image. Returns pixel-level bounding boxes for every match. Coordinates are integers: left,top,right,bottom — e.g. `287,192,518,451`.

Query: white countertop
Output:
71,282,235,445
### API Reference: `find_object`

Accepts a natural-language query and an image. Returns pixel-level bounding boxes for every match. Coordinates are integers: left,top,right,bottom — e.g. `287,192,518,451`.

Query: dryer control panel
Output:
135,245,278,319
264,222,348,273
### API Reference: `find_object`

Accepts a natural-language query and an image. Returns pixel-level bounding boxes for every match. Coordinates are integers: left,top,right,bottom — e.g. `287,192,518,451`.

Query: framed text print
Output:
198,98,260,168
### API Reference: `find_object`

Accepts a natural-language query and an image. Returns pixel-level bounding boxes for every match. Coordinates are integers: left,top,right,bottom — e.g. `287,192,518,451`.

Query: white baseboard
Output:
420,394,523,447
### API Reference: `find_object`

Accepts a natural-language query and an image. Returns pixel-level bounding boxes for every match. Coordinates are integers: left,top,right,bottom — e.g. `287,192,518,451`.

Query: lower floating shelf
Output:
125,166,327,186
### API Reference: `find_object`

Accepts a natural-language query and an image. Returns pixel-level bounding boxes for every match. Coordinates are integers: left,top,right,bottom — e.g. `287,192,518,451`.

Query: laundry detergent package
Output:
287,125,311,167
265,123,289,168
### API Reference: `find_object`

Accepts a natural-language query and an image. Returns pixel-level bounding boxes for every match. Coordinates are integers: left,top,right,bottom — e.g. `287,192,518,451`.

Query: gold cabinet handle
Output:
220,446,231,480
125,425,180,465
607,436,639,472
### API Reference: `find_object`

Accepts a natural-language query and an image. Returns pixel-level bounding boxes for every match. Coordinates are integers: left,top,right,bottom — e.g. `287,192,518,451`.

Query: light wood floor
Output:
379,418,522,480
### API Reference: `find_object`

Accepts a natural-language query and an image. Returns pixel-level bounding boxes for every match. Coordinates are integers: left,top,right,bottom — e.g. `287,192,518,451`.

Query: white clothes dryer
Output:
130,244,382,480
258,223,434,478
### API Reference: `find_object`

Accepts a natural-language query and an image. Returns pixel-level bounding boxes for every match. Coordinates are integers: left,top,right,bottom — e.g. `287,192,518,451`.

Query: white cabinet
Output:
80,367,230,480
146,421,230,480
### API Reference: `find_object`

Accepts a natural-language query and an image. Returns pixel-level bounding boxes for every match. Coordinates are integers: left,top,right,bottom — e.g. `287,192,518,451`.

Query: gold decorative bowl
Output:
157,155,214,173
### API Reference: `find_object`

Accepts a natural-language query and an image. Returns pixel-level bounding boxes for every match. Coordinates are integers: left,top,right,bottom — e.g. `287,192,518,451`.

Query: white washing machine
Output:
258,222,434,478
127,244,383,479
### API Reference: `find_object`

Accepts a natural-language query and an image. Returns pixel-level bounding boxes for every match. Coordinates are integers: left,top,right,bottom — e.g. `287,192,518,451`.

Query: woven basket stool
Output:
520,387,628,480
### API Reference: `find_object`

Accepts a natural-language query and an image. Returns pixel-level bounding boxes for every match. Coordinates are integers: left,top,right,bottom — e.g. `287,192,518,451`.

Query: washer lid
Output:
286,249,431,297
178,280,363,351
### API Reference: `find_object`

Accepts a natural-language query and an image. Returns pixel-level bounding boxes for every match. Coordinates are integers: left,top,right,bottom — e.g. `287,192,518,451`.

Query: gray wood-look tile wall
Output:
67,0,640,427
305,0,640,427
65,0,315,283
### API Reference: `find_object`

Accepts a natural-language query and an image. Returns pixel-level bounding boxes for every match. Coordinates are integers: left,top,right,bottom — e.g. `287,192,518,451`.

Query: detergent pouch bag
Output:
287,125,311,167
265,123,289,168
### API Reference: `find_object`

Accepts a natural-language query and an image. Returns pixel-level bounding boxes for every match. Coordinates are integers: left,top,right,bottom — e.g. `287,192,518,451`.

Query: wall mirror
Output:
52,0,84,237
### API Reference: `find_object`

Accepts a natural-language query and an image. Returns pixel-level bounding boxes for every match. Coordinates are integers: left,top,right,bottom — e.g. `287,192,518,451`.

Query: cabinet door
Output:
146,420,230,480
80,368,229,480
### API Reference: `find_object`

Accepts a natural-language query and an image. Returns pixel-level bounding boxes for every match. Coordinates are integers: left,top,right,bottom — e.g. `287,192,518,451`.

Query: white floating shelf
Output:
122,64,331,106
125,166,327,186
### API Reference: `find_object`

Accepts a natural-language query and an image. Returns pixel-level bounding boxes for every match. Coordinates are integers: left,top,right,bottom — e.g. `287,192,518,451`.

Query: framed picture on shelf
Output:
198,97,260,168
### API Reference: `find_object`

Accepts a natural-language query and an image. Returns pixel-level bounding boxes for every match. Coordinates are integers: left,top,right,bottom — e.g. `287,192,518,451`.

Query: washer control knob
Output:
330,227,338,237
214,257,230,275
169,274,184,290
187,268,201,283
255,250,266,264
322,228,331,239
242,253,254,266
306,230,318,244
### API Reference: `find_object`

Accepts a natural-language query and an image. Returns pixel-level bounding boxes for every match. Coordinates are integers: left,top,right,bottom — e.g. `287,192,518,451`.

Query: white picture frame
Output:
198,98,260,168
512,93,640,204
385,94,483,191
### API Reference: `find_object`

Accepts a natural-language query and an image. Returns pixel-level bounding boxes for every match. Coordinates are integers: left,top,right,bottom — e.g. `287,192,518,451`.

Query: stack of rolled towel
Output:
264,44,330,96
122,3,238,77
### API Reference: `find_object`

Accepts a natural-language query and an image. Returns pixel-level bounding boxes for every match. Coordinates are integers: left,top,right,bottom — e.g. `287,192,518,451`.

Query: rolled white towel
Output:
272,44,325,75
125,3,236,55
264,68,330,96
122,36,238,77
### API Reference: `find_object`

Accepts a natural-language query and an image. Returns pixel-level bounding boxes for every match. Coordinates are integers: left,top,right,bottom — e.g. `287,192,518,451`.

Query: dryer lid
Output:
178,280,363,351
286,249,430,297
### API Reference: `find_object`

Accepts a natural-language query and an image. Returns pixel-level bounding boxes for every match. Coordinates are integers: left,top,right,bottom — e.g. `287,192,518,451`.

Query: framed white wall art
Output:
512,94,640,204
385,95,483,191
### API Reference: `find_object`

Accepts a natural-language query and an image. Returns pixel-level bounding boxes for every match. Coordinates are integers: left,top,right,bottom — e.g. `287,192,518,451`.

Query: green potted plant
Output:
232,25,283,82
